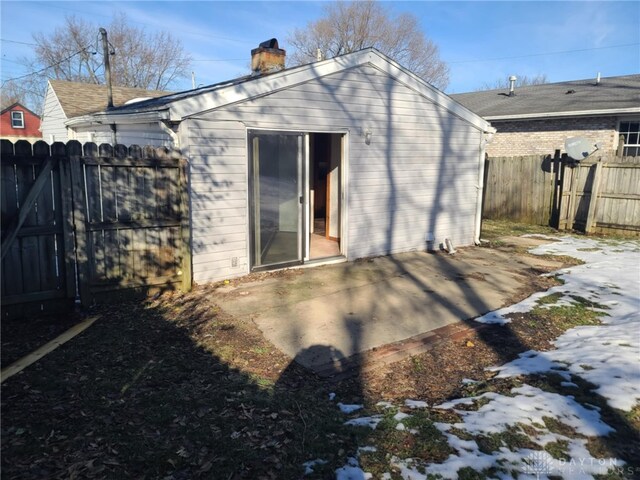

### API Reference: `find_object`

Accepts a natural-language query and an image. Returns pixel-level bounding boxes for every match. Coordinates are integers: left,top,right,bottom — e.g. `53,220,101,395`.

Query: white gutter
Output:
486,107,640,121
474,127,496,245
64,109,168,128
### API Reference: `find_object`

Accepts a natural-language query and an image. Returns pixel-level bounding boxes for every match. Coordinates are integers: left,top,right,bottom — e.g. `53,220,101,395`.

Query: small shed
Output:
68,43,494,284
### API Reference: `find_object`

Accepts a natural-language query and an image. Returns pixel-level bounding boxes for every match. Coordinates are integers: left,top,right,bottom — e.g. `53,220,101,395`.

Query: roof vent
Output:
596,72,601,85
508,75,517,96
566,89,576,94
251,38,286,76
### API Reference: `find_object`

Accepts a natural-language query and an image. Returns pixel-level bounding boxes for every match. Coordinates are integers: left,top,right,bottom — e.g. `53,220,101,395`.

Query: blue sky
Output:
1,0,639,95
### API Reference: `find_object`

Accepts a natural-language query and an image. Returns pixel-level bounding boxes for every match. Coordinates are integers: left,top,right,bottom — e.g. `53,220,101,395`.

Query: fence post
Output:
178,155,192,292
585,158,604,234
67,141,91,306
54,143,79,300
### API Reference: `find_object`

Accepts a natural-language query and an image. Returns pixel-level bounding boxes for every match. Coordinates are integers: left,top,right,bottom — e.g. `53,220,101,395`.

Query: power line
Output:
1,47,90,86
192,58,245,63
30,2,255,46
450,43,640,64
2,58,30,66
1,38,38,47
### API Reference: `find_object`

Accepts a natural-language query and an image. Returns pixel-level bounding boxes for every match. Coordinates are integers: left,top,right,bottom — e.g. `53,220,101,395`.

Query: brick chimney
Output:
251,38,286,75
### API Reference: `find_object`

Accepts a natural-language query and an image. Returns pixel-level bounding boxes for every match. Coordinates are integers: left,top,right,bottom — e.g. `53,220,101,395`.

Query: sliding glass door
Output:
249,131,304,269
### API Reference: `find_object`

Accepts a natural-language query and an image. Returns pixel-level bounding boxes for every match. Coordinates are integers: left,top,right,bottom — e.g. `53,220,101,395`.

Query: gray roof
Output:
451,74,640,120
49,80,173,118
97,74,255,114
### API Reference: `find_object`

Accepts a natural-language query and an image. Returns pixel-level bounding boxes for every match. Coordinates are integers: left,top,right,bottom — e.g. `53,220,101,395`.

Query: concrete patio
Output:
215,237,562,374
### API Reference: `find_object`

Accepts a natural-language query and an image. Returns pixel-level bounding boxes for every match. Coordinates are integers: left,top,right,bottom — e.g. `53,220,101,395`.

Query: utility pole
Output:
99,28,114,109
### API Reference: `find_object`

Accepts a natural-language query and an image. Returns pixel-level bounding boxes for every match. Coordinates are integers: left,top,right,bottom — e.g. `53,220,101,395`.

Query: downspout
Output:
159,120,181,149
474,128,495,245
110,123,117,145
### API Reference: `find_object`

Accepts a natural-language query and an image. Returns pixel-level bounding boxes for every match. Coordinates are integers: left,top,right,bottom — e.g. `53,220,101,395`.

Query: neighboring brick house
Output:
0,103,42,142
452,74,640,157
40,80,172,144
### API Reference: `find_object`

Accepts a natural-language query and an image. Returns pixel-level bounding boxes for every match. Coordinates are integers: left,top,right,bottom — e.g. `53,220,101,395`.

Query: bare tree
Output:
1,81,28,110
31,14,191,90
479,74,549,91
10,13,192,112
287,0,449,89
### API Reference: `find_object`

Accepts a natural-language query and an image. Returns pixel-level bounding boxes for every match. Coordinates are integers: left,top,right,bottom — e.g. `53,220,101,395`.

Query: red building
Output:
0,103,42,142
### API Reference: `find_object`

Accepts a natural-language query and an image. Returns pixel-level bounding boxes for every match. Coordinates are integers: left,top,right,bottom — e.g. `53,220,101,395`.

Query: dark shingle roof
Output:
451,74,640,119
97,74,255,114
50,80,173,118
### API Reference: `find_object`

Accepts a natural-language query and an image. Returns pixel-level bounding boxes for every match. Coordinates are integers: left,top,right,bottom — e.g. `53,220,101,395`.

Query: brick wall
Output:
486,116,618,157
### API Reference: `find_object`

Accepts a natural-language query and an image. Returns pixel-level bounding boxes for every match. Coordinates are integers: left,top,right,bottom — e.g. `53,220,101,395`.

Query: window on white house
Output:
619,121,640,156
11,111,24,128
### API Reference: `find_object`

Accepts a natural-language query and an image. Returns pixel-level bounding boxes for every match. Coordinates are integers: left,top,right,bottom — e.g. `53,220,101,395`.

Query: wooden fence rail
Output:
483,152,640,236
1,140,191,319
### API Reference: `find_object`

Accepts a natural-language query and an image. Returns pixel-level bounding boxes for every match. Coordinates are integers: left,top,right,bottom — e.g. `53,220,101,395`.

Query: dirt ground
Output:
3,223,637,479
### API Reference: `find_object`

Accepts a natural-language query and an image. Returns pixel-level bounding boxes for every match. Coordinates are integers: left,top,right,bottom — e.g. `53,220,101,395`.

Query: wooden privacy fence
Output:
558,155,640,235
483,152,640,235
1,140,191,318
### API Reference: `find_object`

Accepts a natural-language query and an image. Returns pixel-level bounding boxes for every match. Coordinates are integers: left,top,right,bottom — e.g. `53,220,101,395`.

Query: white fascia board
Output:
65,109,168,128
486,107,640,121
44,80,66,119
364,53,494,133
172,49,494,133
172,51,374,120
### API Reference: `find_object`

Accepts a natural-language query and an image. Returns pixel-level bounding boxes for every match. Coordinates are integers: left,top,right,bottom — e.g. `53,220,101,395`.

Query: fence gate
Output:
1,140,191,319
1,141,74,316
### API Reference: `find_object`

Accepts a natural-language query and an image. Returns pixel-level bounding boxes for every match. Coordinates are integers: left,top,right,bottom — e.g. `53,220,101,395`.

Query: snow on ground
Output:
338,236,639,479
338,403,364,414
487,236,640,411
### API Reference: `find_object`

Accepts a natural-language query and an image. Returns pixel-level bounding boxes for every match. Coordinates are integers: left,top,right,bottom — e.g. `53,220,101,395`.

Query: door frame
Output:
246,128,349,271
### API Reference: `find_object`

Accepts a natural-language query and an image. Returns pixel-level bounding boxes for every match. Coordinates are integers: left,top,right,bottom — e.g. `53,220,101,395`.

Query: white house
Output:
66,41,495,284
40,80,171,144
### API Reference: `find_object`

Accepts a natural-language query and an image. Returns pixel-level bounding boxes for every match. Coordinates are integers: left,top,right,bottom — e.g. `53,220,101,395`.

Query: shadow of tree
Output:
0,291,359,479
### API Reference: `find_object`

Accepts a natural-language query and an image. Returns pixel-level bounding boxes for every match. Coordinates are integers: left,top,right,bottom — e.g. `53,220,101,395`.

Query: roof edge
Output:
65,110,167,128
1,101,40,118
486,107,640,121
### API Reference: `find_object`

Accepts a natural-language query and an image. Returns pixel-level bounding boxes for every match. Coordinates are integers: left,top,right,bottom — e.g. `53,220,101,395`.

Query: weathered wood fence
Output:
1,140,191,319
483,152,640,235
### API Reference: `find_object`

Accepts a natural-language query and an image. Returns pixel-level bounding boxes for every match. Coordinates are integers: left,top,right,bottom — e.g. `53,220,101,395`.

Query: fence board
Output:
2,139,192,318
484,152,640,235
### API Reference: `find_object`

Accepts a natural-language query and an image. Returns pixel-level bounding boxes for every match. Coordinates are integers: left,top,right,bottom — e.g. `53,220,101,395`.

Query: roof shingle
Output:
50,80,173,118
451,74,640,119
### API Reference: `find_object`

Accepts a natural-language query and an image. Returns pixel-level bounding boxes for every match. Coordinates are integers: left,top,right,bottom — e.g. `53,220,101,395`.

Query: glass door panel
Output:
250,132,303,269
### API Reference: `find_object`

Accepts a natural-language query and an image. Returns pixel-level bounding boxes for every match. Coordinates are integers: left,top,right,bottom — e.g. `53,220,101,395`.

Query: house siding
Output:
72,122,172,146
0,105,42,141
40,89,69,143
185,65,484,283
486,116,619,157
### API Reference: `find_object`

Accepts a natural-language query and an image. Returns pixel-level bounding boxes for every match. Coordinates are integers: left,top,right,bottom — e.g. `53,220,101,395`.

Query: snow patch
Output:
344,415,384,429
404,399,428,409
302,458,327,475
335,457,372,480
338,403,363,414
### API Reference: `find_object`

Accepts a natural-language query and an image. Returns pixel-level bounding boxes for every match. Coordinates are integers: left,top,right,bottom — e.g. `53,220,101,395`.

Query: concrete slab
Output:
215,244,562,372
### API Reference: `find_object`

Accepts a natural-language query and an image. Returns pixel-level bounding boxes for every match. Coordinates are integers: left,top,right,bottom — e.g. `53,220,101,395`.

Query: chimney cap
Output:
259,38,280,49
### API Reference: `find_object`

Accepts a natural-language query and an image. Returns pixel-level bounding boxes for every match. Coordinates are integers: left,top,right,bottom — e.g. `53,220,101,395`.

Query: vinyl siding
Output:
185,65,484,283
40,89,69,143
183,120,248,283
72,122,172,146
